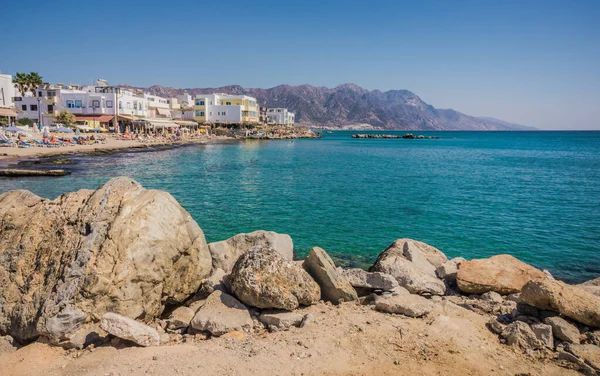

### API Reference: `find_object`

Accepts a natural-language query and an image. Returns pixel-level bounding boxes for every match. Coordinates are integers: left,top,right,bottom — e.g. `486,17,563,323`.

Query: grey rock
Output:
401,241,436,276
0,335,17,354
43,307,87,343
435,257,466,281
208,230,293,273
100,312,160,347
557,351,597,376
372,244,446,296
303,247,357,304
507,293,521,303
375,294,435,318
486,318,506,335
167,307,196,330
190,290,252,336
481,291,503,303
545,316,581,344
258,310,304,329
516,303,540,317
300,313,314,328
229,246,320,310
531,323,554,348
567,344,600,372
62,323,108,350
501,321,544,350
342,268,399,291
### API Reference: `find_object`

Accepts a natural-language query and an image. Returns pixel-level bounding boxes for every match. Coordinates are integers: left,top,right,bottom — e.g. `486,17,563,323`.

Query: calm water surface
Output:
1,131,599,283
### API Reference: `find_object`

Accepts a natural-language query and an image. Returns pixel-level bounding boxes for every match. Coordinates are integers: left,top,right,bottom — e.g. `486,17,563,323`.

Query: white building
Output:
170,93,195,120
0,73,17,120
194,93,259,124
267,108,295,126
13,80,177,129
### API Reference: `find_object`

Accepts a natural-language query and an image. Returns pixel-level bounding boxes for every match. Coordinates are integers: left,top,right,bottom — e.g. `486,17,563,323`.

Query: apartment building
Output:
266,108,295,126
194,94,259,124
170,93,195,120
12,80,179,128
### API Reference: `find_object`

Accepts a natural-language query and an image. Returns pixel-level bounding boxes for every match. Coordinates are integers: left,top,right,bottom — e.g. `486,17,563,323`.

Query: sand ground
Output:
0,302,578,376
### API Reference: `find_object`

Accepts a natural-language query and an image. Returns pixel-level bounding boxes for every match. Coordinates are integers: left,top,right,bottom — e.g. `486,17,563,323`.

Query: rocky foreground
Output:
0,177,598,376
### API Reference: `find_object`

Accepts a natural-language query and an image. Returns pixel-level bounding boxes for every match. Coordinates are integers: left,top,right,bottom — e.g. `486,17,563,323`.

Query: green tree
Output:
13,72,29,96
17,117,34,126
55,110,75,127
26,72,43,96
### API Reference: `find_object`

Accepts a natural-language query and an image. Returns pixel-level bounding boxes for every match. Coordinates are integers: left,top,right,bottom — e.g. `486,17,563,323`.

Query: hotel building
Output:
194,94,259,124
266,108,295,126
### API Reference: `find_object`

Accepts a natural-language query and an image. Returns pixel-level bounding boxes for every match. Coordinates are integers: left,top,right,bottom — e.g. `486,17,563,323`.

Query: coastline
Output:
0,136,237,166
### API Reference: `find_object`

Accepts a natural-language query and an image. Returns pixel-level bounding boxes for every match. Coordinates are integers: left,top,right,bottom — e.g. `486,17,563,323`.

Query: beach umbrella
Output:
54,126,74,133
3,126,26,133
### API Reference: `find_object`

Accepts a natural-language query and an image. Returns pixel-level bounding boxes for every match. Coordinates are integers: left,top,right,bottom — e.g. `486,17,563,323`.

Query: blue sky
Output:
2,0,599,129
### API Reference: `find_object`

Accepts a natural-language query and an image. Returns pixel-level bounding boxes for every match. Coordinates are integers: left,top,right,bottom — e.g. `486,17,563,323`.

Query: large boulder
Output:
342,268,399,291
229,246,320,310
302,247,357,304
521,278,600,328
190,291,252,336
100,312,160,347
371,245,446,296
456,254,546,295
0,177,212,343
208,230,293,273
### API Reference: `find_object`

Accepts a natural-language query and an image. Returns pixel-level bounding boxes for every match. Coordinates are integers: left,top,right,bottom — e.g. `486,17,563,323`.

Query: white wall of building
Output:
267,108,295,125
0,74,15,109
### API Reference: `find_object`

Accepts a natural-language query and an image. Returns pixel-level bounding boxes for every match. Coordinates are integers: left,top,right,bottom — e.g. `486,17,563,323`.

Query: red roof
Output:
0,108,17,117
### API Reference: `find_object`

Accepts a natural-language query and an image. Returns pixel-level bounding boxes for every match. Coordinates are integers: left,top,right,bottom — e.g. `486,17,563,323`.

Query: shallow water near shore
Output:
1,131,599,283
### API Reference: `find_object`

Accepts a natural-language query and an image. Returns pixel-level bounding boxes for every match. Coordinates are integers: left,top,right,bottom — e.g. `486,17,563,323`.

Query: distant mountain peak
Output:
118,83,534,131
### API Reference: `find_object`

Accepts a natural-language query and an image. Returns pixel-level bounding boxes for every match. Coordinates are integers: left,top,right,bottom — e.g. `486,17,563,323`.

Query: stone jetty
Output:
352,133,439,139
0,177,598,376
0,168,70,177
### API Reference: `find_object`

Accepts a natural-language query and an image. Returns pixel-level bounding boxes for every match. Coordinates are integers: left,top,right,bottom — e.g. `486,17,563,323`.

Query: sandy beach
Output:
0,136,234,166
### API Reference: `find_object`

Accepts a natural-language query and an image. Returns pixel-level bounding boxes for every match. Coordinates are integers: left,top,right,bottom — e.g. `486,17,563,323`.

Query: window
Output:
75,100,82,108
14,97,22,101
195,99,205,106
226,102,231,105
127,102,131,109
47,91,56,97
195,110,204,116
106,100,113,108
66,100,74,108
21,105,27,111
134,103,138,110
200,111,204,116
38,91,42,97
47,105,54,113
30,104,38,111
118,101,122,109
91,100,100,108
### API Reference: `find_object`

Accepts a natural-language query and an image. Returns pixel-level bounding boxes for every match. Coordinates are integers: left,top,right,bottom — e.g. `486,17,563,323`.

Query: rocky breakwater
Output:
351,133,439,139
0,179,599,375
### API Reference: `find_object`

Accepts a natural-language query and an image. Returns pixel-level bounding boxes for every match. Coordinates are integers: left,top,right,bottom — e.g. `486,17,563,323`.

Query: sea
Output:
1,131,599,283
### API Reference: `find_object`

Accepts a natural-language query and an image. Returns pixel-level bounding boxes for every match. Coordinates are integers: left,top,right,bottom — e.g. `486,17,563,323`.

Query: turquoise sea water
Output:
1,131,599,283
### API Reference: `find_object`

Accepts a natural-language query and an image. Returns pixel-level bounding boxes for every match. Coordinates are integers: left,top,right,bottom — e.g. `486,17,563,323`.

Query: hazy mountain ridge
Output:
120,83,534,130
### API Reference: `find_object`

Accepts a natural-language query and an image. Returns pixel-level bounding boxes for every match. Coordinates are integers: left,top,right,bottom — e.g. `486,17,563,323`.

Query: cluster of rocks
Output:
0,177,598,375
351,133,439,139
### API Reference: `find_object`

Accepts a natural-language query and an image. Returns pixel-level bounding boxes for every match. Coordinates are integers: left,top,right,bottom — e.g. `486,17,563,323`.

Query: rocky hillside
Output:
121,83,535,130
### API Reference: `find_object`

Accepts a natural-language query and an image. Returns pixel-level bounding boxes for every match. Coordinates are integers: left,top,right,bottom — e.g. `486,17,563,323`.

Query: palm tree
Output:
26,72,43,96
13,72,29,96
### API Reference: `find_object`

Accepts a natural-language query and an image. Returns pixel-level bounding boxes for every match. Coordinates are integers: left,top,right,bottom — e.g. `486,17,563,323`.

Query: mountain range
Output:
120,83,534,131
